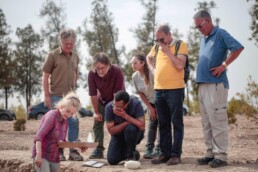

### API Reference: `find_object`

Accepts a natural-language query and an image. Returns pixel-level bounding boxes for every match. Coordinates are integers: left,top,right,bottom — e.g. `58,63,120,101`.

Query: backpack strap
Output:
175,40,182,56
153,43,159,68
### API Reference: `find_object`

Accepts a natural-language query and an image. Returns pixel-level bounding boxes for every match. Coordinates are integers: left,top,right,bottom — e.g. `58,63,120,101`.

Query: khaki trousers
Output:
198,83,228,162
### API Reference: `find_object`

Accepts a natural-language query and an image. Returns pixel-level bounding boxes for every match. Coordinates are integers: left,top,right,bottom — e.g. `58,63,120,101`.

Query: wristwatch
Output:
222,61,228,68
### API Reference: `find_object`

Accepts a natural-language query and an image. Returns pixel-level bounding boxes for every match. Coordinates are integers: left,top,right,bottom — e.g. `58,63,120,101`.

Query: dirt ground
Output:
0,114,257,172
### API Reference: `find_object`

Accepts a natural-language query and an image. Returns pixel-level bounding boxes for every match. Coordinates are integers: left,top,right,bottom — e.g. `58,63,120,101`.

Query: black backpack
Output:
153,40,190,84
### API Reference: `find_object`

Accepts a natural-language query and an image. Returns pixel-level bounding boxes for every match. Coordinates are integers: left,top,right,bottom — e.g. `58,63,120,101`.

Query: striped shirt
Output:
32,109,68,163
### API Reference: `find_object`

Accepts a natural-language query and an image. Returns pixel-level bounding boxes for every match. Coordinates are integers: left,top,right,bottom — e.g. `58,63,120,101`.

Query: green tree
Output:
236,76,258,118
39,0,66,50
81,0,123,66
186,1,217,114
14,25,44,111
247,0,258,47
0,9,16,109
124,0,158,82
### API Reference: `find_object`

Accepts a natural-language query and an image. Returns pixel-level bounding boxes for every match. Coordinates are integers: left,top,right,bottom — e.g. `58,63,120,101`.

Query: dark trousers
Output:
93,101,105,148
155,89,184,158
107,124,144,165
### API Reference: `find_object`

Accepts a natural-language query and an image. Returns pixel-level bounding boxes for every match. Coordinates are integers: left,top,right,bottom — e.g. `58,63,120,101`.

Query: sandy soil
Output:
0,115,257,172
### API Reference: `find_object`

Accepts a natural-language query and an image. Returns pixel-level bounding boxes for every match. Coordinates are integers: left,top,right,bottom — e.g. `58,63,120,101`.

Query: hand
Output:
149,106,157,120
94,113,103,122
35,154,42,168
210,65,226,77
113,107,126,118
159,43,170,55
81,146,88,153
44,95,51,109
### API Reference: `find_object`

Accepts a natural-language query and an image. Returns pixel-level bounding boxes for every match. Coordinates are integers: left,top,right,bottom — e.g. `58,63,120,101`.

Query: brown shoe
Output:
166,157,181,165
151,155,169,164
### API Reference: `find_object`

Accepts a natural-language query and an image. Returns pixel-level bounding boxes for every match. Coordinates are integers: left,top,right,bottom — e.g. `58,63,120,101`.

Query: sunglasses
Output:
195,20,206,29
155,38,164,43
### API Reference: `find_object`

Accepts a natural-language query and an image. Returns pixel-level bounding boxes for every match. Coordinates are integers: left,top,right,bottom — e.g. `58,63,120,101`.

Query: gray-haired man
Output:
42,28,83,161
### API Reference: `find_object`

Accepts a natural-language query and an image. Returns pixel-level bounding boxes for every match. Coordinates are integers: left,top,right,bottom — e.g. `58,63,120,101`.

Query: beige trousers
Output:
198,83,228,162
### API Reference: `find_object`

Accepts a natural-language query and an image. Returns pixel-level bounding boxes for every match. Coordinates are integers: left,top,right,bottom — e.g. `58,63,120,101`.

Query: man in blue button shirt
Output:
193,10,244,168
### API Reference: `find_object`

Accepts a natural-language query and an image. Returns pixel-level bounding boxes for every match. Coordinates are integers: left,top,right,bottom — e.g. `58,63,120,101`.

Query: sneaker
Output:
151,155,169,164
59,148,66,161
68,149,84,161
89,148,104,159
151,147,161,157
166,156,181,165
59,154,66,161
197,157,214,165
209,159,227,168
143,148,153,159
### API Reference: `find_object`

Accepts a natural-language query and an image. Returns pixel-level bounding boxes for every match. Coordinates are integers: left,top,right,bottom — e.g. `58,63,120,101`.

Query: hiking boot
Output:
166,156,181,165
197,157,214,165
68,149,84,161
209,159,227,168
151,155,169,164
143,147,153,159
89,147,104,159
151,146,161,157
59,148,66,161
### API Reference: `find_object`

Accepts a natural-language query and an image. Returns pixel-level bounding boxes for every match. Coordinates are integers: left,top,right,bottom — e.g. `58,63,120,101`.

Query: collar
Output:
58,47,73,56
207,26,219,38
169,36,179,47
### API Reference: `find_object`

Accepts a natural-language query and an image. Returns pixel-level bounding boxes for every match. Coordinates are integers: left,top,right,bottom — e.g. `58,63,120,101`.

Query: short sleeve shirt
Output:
105,97,145,130
88,65,125,105
196,26,244,88
149,39,188,89
42,48,79,96
132,71,154,104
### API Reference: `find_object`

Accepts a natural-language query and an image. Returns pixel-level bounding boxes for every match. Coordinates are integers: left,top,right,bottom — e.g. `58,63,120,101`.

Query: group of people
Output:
32,10,244,171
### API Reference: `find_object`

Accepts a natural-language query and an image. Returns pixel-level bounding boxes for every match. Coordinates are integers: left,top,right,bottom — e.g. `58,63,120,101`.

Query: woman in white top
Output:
131,54,160,159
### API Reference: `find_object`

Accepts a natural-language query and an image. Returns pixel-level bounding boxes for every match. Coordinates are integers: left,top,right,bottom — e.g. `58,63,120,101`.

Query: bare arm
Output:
160,43,186,71
42,72,51,108
106,121,130,135
210,47,244,77
138,92,157,120
35,141,42,168
113,108,145,131
146,53,155,73
90,96,103,122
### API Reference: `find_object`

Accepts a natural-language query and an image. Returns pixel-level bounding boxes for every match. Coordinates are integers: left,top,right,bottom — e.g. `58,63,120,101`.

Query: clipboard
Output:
58,142,98,148
82,160,106,168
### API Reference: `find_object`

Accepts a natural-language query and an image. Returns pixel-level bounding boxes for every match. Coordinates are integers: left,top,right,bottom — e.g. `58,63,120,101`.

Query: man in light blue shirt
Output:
193,10,244,168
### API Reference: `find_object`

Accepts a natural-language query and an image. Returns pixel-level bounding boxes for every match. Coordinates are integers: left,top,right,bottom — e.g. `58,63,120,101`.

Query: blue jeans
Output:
155,89,184,158
107,124,144,165
51,96,79,142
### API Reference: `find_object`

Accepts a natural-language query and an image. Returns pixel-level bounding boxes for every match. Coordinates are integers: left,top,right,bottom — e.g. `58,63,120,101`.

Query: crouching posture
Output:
105,91,145,165
32,92,86,172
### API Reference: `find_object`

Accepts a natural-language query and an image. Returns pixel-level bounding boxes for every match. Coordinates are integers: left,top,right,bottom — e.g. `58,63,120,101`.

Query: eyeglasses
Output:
154,38,165,43
195,20,206,29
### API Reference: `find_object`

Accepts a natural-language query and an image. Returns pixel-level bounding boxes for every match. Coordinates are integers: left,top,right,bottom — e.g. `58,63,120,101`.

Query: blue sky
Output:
1,0,257,107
